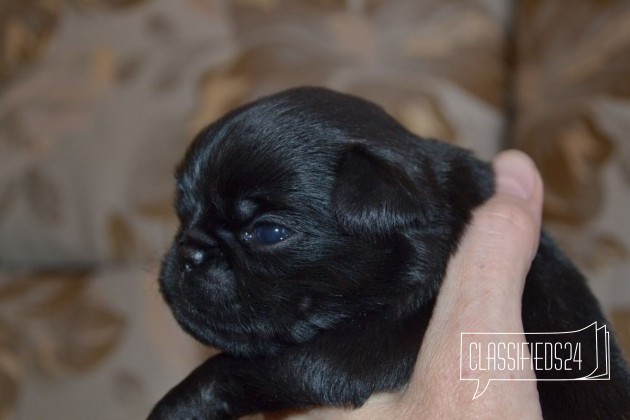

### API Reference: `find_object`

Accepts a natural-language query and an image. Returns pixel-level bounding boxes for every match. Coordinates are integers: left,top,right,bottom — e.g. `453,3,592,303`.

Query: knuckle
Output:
476,199,537,238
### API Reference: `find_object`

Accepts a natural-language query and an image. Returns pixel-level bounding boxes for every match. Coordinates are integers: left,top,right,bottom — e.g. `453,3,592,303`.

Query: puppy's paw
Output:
148,383,233,420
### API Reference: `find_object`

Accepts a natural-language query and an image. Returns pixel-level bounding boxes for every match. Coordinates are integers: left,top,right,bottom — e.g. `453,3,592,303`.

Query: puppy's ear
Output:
332,145,425,237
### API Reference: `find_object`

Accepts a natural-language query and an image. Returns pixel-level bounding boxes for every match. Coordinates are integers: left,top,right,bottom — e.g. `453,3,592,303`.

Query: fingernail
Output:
493,150,537,200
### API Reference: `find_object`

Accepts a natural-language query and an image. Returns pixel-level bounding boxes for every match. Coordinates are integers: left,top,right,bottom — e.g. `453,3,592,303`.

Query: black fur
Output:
150,87,630,419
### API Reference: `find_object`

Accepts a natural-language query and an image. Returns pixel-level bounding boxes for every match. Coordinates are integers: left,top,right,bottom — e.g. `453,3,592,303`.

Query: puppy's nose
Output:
180,244,205,272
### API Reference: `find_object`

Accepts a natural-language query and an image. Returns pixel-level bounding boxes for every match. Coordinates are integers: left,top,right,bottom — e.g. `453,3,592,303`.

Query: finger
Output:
444,150,544,321
429,150,543,330
402,150,544,417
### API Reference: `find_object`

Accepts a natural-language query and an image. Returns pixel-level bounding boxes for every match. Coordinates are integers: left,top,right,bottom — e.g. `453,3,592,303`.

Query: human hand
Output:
293,150,545,420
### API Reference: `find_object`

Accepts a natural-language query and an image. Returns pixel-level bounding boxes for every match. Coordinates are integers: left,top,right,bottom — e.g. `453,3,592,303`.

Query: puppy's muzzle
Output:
180,243,205,273
177,233,214,268
177,236,228,278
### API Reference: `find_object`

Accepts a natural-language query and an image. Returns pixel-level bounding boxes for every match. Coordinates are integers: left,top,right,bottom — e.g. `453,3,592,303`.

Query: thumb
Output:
402,150,544,417
441,149,544,322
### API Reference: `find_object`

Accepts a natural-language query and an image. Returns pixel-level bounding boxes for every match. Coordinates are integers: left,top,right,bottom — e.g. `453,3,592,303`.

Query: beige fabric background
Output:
0,0,629,419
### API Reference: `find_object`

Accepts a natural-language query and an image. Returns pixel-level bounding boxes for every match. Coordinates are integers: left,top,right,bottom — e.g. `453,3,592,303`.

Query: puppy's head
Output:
159,87,491,356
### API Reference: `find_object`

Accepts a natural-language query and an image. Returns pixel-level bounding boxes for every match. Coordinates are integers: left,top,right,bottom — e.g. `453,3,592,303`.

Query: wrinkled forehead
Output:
178,102,341,217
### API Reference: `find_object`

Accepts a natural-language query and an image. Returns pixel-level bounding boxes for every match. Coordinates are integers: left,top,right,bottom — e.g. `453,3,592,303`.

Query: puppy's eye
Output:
243,223,291,245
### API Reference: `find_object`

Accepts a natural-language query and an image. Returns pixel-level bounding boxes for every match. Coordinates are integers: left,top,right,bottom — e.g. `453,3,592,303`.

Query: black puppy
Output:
150,87,630,419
